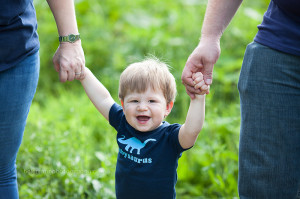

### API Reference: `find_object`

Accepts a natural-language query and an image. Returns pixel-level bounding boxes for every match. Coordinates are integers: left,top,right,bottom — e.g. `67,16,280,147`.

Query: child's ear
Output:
165,101,174,117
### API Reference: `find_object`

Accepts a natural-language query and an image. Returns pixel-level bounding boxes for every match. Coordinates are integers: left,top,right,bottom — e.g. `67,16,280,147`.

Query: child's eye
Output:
149,100,156,103
130,100,138,103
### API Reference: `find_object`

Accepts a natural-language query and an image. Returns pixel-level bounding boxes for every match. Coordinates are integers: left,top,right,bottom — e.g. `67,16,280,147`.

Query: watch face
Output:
69,34,76,42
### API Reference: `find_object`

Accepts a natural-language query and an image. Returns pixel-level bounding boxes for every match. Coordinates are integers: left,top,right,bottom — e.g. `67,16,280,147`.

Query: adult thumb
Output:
203,63,214,85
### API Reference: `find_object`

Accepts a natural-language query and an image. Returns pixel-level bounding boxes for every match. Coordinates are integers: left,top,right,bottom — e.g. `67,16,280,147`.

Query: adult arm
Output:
182,0,243,98
80,67,115,121
47,0,85,82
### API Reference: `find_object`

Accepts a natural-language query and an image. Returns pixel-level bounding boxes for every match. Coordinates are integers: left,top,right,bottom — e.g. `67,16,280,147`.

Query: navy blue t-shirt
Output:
0,0,39,71
109,103,188,199
254,0,300,56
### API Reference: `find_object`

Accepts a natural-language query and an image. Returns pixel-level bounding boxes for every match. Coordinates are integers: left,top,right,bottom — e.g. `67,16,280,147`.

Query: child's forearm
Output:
179,94,205,149
185,95,205,134
80,68,115,120
80,68,110,100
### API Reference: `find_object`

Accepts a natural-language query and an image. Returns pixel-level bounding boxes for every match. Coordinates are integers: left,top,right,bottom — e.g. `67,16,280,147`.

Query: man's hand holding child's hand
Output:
192,72,209,95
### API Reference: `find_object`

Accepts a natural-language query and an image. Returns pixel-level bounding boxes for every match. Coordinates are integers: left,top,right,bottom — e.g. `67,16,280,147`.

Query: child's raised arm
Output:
178,72,207,149
80,67,115,121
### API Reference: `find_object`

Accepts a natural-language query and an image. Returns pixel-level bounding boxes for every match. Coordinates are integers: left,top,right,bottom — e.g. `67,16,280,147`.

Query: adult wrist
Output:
59,33,80,43
199,31,221,42
199,35,220,43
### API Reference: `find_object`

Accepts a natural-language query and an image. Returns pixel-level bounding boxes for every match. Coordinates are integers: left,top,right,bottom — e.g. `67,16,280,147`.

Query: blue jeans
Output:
238,42,300,198
0,52,39,199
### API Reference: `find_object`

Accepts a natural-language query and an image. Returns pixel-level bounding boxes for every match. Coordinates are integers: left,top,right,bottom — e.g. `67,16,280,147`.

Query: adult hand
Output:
182,38,220,98
53,41,85,82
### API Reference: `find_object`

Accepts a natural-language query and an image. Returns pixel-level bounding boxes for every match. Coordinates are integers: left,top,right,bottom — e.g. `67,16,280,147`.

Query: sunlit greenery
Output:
18,0,268,198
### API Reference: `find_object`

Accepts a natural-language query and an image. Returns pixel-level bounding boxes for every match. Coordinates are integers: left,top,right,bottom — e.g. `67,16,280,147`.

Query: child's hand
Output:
192,72,209,95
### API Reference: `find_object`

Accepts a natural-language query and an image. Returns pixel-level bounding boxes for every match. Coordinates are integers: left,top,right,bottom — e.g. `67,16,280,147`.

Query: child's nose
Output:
137,102,148,111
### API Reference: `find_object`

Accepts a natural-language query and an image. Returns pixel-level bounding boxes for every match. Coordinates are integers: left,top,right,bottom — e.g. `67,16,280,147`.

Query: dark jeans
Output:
0,51,39,199
238,42,300,199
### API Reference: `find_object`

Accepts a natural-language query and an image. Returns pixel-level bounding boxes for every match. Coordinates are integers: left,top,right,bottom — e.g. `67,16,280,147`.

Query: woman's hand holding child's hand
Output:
192,72,209,95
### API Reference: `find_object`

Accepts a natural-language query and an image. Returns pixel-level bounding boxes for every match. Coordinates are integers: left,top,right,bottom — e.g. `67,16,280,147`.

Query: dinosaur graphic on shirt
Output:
118,135,156,155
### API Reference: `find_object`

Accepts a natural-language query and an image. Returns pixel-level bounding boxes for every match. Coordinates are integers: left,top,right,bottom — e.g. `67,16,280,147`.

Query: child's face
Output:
121,87,173,132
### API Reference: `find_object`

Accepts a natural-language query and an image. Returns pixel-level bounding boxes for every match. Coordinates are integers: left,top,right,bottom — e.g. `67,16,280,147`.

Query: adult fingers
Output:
62,60,83,82
202,62,214,85
185,87,195,99
59,69,68,83
181,63,199,87
68,70,76,81
59,61,75,82
185,83,202,95
52,54,60,73
75,64,85,80
54,42,85,82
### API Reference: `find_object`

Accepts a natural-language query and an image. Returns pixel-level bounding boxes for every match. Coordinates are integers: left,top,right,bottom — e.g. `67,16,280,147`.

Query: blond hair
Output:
119,58,177,104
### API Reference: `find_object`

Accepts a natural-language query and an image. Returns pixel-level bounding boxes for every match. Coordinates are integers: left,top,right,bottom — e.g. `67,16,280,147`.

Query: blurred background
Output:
18,0,269,198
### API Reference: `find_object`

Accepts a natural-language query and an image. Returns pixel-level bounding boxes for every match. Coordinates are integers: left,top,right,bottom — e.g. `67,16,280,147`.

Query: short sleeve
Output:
165,123,190,154
109,103,124,131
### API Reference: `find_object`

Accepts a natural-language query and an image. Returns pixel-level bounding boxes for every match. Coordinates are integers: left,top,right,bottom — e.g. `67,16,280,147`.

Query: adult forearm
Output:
201,0,243,41
46,0,79,35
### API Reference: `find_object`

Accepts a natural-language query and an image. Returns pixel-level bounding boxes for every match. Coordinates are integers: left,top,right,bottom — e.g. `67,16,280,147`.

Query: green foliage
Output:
18,92,117,198
17,0,267,198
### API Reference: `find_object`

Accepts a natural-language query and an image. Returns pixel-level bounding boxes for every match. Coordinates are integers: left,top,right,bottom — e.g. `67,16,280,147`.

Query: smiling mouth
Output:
137,116,150,123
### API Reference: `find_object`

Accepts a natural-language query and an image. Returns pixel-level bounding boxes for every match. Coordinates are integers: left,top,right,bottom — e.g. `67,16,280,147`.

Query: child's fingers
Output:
192,72,203,80
192,73,196,80
194,80,205,89
193,73,204,85
201,84,208,91
202,85,210,95
193,72,210,95
194,84,210,95
194,76,204,84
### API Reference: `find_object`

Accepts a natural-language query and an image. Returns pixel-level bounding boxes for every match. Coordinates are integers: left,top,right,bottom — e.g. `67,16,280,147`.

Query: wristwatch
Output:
59,34,80,43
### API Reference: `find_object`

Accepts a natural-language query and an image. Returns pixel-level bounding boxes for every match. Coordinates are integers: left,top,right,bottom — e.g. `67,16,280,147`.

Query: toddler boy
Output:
80,58,208,199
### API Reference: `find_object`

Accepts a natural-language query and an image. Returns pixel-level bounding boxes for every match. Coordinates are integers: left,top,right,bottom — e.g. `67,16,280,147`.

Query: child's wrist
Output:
191,93,206,100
